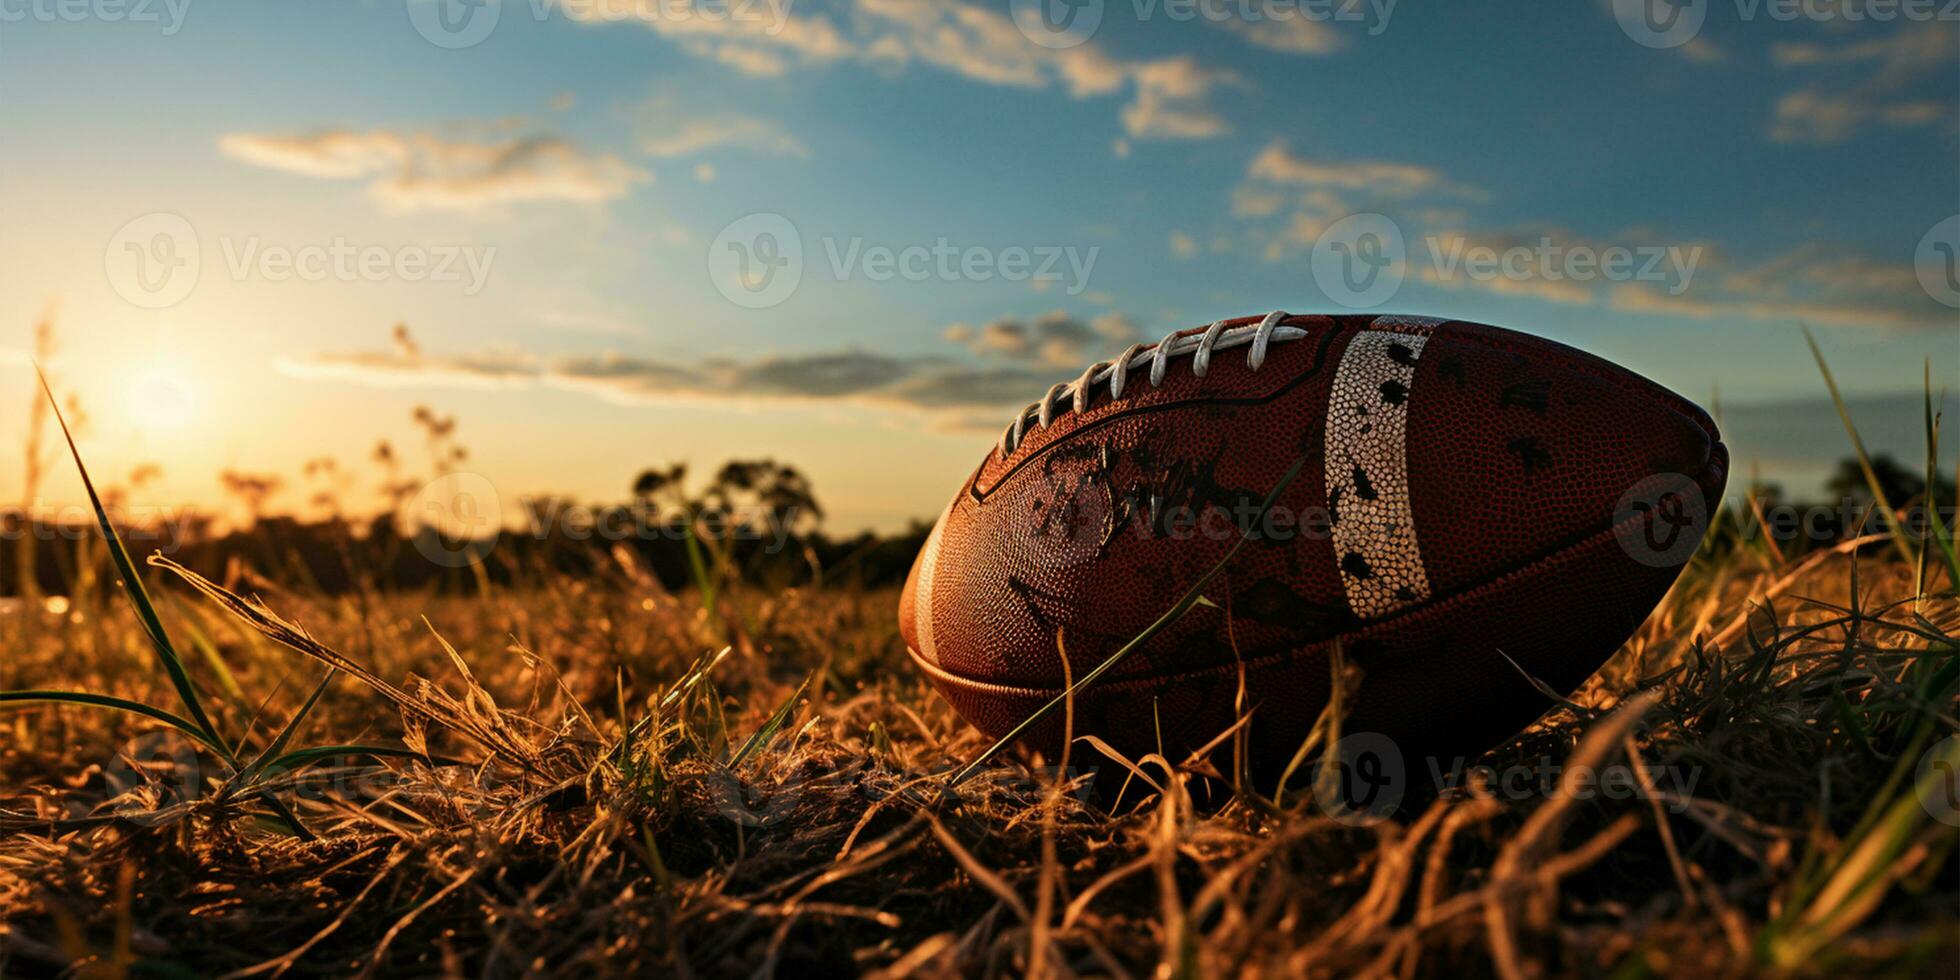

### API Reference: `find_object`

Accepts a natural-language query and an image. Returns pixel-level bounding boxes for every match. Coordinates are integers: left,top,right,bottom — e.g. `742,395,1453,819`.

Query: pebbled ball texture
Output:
899,313,1727,777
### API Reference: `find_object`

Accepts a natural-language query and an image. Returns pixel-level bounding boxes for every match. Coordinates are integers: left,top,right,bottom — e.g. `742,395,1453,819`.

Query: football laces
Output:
997,310,1305,456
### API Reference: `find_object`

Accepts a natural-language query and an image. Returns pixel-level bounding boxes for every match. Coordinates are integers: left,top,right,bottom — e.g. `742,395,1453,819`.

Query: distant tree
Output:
1826,454,1956,507
706,460,824,534
633,463,688,507
219,470,283,529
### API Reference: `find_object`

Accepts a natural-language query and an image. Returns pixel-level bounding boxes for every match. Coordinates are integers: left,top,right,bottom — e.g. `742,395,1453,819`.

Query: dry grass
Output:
0,523,1955,977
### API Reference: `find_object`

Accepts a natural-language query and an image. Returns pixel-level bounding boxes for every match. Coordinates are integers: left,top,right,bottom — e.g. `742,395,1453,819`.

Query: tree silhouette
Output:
1825,453,1956,508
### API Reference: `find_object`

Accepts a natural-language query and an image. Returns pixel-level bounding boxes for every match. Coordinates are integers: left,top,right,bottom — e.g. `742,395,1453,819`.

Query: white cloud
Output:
639,108,810,158
1767,23,1957,144
1227,143,1478,261
561,0,854,76
1610,242,1949,330
277,309,1152,424
220,129,648,212
1246,142,1465,198
943,310,1137,369
580,0,1231,142
1215,16,1345,55
1121,57,1233,140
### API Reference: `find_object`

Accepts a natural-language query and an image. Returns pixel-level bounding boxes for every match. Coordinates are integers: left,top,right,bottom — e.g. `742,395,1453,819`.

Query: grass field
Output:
1,379,1957,977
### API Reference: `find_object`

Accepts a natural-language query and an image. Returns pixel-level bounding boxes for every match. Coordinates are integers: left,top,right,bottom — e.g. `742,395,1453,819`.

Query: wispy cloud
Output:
1120,56,1235,139
638,98,810,158
1767,23,1957,144
275,311,1143,426
220,128,648,212
1228,142,1482,260
583,0,1232,141
558,0,852,77
1247,143,1467,197
1610,242,1949,330
1213,16,1346,55
942,310,1137,369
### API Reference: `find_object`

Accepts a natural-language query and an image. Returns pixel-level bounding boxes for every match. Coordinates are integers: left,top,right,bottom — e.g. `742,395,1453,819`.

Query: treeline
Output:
0,507,933,598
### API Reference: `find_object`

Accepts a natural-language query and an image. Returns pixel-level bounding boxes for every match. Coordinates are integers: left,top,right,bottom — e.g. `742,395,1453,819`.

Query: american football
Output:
8,6,1957,976
901,311,1729,777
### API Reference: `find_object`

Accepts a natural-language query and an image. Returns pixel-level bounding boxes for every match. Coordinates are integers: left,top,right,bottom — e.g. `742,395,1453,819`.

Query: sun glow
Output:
126,360,202,432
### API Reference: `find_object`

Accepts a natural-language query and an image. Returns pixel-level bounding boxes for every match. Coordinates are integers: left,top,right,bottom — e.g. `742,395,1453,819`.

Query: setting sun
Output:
125,359,201,432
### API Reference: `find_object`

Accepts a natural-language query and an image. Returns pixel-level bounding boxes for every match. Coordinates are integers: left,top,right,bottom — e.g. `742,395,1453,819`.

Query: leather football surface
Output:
899,312,1728,777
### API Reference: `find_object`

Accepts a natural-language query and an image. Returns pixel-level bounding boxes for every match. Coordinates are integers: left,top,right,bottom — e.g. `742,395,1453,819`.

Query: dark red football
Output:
899,312,1726,778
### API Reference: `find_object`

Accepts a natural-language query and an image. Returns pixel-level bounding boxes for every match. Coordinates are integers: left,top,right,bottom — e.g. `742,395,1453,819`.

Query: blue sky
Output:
0,1,1955,530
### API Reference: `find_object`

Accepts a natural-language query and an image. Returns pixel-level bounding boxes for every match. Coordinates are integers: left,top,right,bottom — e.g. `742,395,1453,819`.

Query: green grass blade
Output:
167,593,248,704
1921,365,1960,595
947,455,1308,789
35,367,232,762
729,673,810,769
0,690,228,755
1803,328,1917,563
255,744,443,779
227,669,337,795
